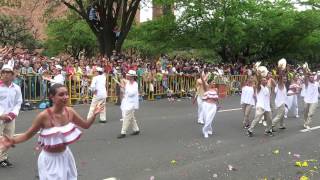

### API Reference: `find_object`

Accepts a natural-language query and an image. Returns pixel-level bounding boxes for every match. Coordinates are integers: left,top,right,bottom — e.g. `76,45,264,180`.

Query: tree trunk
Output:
97,29,116,57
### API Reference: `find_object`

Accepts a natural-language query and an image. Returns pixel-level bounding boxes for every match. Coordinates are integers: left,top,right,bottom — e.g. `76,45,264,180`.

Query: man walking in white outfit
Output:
302,72,319,129
0,64,23,167
87,67,107,123
247,77,273,137
117,70,140,139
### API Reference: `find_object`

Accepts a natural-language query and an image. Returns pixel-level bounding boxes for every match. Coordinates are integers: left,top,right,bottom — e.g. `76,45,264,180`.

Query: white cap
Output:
1,64,14,72
55,64,63,70
126,70,137,76
96,67,104,72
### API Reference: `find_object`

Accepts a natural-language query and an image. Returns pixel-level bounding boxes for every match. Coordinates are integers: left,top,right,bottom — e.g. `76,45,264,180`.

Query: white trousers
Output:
285,95,298,117
87,97,106,122
202,102,217,138
121,109,139,134
197,96,204,123
38,147,77,180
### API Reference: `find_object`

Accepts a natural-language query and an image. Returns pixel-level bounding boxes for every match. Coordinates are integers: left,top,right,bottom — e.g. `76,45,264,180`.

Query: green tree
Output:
0,14,40,51
43,13,97,57
47,0,141,57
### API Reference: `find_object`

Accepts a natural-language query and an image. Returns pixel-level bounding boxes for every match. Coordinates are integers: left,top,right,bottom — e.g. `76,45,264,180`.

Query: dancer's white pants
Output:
285,95,298,117
38,147,77,180
202,102,217,138
197,96,204,124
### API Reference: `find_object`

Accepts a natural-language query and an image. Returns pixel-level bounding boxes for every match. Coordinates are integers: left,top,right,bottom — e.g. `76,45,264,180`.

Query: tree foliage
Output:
43,13,97,58
124,0,320,64
0,14,40,51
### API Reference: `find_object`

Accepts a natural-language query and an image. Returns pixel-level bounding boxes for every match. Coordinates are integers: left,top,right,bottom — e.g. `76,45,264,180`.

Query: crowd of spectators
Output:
0,46,313,108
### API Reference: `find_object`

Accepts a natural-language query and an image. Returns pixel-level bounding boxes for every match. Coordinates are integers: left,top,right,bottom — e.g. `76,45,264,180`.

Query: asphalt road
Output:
1,96,320,180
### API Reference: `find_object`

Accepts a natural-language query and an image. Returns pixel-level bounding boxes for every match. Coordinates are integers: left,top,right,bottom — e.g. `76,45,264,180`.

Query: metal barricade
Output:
14,74,248,105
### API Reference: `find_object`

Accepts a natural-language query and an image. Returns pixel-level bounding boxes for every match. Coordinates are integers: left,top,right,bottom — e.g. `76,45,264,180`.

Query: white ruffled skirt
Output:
38,147,77,180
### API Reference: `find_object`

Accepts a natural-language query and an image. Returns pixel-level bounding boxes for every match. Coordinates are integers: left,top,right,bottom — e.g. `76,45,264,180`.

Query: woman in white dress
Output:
200,72,219,138
0,84,104,180
285,76,301,118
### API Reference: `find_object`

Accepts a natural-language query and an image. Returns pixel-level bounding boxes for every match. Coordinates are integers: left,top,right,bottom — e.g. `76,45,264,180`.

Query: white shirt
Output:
50,74,65,85
0,82,22,119
304,82,319,104
256,85,271,111
241,86,255,106
90,74,107,99
121,81,139,111
274,84,287,108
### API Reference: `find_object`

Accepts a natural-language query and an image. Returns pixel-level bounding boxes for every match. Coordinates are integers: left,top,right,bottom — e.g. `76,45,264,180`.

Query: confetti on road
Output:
171,160,177,165
293,154,301,158
300,175,309,180
150,176,155,180
103,177,117,180
227,165,237,171
272,149,280,155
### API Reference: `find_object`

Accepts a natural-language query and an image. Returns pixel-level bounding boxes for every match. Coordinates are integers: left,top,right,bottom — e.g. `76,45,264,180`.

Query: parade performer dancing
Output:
194,73,206,124
240,76,255,129
87,67,107,123
301,64,319,129
0,84,104,179
200,71,219,138
285,76,301,118
117,70,140,139
247,65,273,137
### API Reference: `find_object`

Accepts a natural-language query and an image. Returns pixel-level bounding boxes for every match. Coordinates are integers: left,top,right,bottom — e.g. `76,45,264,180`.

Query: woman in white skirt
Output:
0,84,104,180
200,72,219,138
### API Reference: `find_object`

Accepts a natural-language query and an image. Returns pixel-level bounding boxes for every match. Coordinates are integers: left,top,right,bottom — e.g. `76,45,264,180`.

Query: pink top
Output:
38,108,82,150
202,90,219,100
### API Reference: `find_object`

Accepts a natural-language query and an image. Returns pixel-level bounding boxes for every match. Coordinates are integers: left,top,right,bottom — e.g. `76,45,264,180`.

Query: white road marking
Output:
300,126,320,132
218,108,242,112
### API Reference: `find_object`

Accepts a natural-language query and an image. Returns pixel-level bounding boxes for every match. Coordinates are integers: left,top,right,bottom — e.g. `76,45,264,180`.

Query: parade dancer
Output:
271,74,288,131
200,72,219,138
0,65,22,167
240,76,255,129
285,76,301,118
302,71,319,129
193,73,206,124
117,70,140,139
247,66,273,137
0,84,104,179
87,67,107,123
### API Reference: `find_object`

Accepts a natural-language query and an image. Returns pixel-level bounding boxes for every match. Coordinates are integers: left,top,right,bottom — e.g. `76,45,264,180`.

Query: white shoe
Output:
120,119,123,121
208,131,213,135
284,115,287,119
295,115,300,118
304,125,311,129
263,121,267,127
204,134,209,138
259,120,263,124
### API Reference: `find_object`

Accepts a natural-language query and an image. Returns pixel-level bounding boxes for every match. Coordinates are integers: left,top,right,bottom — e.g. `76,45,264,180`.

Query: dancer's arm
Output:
69,103,104,129
0,113,44,149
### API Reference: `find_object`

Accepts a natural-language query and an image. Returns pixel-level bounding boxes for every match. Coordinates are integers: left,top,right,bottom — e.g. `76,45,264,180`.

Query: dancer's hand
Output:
0,135,14,150
0,115,11,121
93,102,105,115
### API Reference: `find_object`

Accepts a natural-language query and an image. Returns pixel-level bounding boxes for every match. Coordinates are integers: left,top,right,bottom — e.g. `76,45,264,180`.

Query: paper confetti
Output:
103,177,117,180
300,176,309,180
171,160,177,165
228,165,237,171
293,154,301,158
302,161,309,167
272,149,280,154
150,176,155,180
